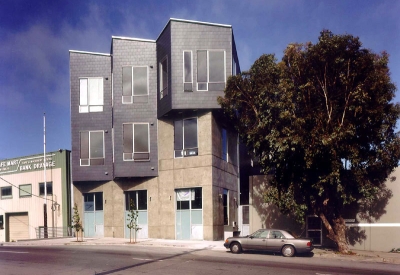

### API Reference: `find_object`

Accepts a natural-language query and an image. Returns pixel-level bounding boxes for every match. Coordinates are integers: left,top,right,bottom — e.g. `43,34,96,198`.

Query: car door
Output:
242,230,269,250
267,230,286,252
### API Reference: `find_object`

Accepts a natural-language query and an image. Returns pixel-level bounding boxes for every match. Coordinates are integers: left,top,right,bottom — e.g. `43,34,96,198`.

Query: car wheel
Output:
281,245,295,257
230,242,242,254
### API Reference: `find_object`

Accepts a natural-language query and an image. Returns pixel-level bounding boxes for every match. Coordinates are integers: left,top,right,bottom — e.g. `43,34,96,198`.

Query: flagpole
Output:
44,113,48,238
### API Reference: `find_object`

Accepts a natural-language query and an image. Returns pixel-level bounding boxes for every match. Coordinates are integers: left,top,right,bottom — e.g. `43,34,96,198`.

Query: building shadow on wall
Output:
250,176,305,237
251,176,393,246
345,182,393,247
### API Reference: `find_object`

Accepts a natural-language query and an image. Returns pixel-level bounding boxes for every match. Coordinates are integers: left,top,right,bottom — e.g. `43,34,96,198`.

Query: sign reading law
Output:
0,154,56,174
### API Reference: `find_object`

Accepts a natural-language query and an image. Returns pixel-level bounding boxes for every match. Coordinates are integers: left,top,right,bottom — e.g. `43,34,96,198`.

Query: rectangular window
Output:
183,51,193,91
176,188,202,210
222,128,228,161
125,190,147,211
1,186,12,199
223,189,228,225
174,117,198,158
122,66,148,103
80,131,105,166
79,78,104,113
39,182,53,196
197,50,225,91
19,184,32,198
160,56,168,99
84,192,103,211
123,123,150,161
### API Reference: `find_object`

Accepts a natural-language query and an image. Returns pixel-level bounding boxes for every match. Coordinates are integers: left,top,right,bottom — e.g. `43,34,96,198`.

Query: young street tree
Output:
71,203,83,242
127,199,140,243
218,30,400,253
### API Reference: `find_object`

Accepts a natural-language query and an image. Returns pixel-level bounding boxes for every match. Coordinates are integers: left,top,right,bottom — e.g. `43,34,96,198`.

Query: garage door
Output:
9,213,29,241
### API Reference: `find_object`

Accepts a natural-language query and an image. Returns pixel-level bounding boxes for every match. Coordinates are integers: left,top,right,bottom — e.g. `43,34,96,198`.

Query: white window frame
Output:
174,117,198,158
79,77,104,113
183,50,193,91
122,66,149,104
80,130,105,166
123,123,150,161
160,56,168,99
197,50,226,91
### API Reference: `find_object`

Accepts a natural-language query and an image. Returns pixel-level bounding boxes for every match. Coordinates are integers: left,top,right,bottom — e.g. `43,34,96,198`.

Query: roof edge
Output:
157,18,232,41
69,50,110,56
112,36,156,43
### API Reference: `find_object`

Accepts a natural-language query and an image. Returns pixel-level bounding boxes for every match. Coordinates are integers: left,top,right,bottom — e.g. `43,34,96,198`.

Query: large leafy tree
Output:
218,30,400,253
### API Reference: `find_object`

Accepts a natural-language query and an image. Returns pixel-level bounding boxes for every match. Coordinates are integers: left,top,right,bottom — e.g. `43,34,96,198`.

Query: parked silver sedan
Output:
224,229,313,257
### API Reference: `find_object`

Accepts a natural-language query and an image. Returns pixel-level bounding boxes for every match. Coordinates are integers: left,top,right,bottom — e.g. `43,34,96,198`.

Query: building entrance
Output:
83,192,104,237
175,188,202,240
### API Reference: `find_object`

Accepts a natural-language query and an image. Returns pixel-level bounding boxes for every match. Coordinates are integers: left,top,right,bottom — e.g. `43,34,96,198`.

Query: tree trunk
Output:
319,213,349,253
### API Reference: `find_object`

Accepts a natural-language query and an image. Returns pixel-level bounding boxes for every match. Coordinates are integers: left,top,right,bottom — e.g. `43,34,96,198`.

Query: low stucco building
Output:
0,150,71,242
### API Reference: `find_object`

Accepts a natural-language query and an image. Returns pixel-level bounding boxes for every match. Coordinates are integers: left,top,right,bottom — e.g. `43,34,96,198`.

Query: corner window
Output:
160,56,168,99
222,128,228,161
125,190,147,210
174,118,198,158
122,66,148,103
223,189,228,225
39,182,53,196
197,50,225,91
79,78,104,113
1,186,12,199
183,51,193,91
19,184,32,198
123,123,150,161
80,131,105,166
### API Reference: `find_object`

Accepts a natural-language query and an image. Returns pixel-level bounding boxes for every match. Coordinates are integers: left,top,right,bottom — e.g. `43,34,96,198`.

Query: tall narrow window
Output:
222,128,228,161
174,118,198,158
122,66,148,103
183,51,192,91
197,50,225,91
80,131,105,166
160,57,168,99
123,123,150,161
79,78,104,113
223,189,228,225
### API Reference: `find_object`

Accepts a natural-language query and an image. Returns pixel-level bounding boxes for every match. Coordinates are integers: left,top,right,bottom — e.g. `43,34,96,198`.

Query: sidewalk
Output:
2,237,400,265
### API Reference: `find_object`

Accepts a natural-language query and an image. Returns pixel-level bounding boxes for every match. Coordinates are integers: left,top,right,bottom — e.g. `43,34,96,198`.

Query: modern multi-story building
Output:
70,18,241,240
0,150,71,242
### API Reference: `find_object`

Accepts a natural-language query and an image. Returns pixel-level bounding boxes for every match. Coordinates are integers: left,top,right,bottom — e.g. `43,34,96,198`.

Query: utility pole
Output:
43,113,48,238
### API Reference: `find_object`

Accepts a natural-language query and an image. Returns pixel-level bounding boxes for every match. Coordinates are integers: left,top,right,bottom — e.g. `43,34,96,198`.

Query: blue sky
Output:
0,0,399,160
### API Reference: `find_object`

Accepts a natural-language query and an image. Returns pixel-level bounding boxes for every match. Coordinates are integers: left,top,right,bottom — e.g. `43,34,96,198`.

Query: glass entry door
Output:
83,192,104,237
176,188,202,240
